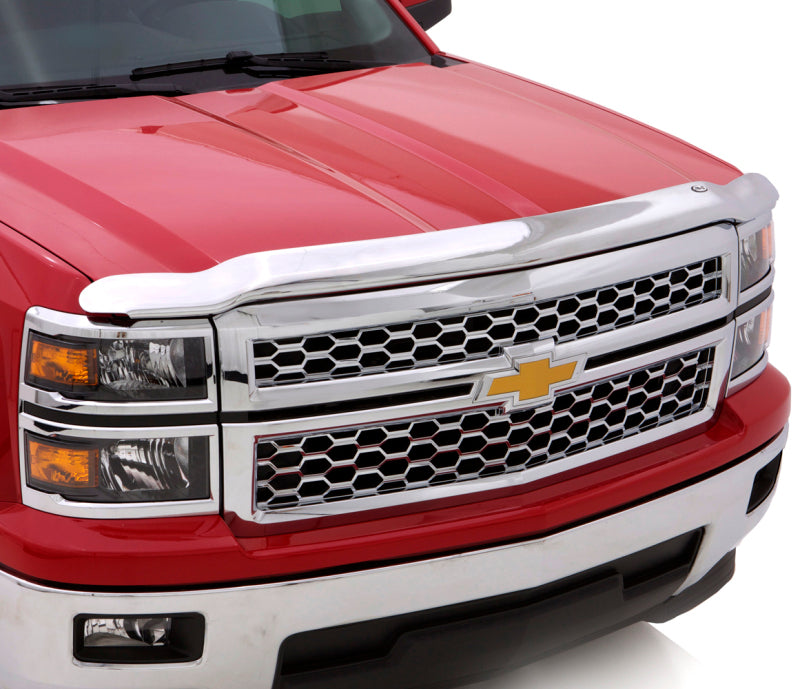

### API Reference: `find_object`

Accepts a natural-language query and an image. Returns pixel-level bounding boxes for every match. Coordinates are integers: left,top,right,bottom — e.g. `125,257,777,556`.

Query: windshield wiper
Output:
0,82,187,107
131,51,391,80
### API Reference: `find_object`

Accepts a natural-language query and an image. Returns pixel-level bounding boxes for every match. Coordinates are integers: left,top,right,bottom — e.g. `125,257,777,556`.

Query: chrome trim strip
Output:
223,324,734,524
79,174,776,318
0,430,785,689
19,307,218,417
738,264,774,308
18,414,220,519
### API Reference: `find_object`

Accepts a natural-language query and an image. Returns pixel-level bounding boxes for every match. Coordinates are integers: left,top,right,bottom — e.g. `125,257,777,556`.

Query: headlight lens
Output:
731,302,772,380
26,333,207,401
25,432,210,502
740,221,774,291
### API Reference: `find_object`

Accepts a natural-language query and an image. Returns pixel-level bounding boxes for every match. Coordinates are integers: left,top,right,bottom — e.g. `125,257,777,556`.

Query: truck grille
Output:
255,348,715,510
253,258,722,387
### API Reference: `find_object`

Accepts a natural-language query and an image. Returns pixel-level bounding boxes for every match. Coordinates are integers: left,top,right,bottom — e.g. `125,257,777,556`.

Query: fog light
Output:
84,617,172,648
74,613,205,664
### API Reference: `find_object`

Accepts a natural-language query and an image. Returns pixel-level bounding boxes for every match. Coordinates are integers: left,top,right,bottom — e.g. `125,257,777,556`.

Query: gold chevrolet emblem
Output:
489,359,577,401
476,353,585,411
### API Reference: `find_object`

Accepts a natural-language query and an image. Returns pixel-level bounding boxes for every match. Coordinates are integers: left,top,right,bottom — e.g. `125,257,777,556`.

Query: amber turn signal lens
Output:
26,333,98,392
26,435,98,490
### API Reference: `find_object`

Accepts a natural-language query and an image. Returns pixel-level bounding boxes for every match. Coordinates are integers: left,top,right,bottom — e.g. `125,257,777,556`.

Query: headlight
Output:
739,220,774,292
20,308,218,518
25,432,210,503
25,332,207,401
731,298,772,381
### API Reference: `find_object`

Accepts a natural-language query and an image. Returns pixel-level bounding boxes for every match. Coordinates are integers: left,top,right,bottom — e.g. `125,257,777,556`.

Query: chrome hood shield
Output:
79,174,777,319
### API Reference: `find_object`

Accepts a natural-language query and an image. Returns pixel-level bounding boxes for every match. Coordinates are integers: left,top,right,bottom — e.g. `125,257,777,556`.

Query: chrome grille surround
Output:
218,222,739,524
252,259,723,387
255,348,715,510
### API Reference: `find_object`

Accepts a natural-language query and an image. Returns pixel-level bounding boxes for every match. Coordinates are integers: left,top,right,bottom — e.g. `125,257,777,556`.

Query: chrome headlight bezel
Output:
727,211,776,396
18,307,219,518
737,213,775,295
24,431,211,504
19,414,219,519
727,292,773,396
19,307,217,417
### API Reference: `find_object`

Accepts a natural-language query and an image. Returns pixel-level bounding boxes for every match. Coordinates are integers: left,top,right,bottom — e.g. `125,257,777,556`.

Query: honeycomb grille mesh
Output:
253,258,722,387
255,348,715,511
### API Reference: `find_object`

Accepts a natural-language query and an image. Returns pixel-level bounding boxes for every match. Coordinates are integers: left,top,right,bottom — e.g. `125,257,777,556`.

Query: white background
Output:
429,2,797,688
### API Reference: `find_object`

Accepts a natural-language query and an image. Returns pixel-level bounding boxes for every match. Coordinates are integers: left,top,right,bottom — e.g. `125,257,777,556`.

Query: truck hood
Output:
0,61,739,281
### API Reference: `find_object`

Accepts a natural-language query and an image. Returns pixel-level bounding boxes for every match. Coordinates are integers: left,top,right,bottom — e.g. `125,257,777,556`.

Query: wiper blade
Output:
131,51,390,80
0,82,187,106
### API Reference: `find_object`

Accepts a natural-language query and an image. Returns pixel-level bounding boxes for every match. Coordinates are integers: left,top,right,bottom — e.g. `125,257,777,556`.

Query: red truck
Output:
0,1,788,687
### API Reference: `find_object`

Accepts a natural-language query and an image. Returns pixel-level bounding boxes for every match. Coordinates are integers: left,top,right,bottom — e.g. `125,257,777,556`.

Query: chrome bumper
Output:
0,428,786,689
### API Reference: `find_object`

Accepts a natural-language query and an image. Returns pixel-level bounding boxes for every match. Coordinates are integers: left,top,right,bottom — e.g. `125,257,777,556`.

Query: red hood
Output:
0,61,739,280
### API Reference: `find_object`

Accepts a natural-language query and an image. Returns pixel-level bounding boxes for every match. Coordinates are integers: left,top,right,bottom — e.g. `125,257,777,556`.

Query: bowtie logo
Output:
476,353,584,411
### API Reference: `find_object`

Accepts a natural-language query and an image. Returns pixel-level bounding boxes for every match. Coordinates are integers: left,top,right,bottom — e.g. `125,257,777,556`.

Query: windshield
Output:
0,0,430,102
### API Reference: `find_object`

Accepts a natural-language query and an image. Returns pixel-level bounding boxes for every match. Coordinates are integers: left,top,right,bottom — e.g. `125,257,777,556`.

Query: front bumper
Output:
0,427,786,689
